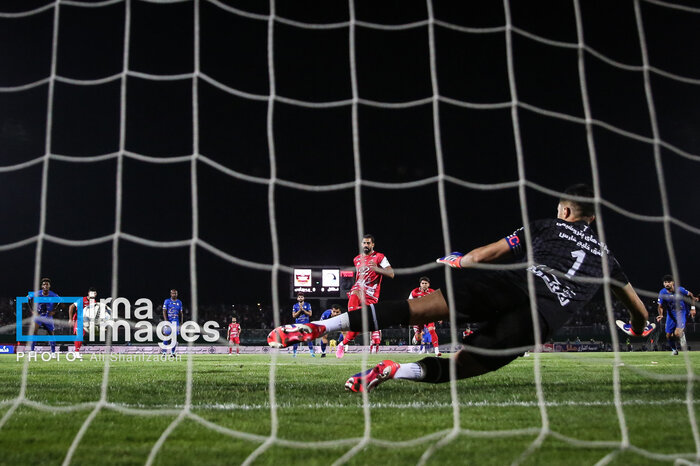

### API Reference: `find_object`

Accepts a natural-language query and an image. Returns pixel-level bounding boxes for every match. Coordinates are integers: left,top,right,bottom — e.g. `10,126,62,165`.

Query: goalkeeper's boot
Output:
345,360,400,393
616,320,656,337
336,342,345,359
267,323,326,348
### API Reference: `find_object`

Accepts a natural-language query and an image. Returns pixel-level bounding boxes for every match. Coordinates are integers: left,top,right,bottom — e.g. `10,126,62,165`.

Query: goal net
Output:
1,0,699,464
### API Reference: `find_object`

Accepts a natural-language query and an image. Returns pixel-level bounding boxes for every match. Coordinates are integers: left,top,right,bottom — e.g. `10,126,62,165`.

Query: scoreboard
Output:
291,266,355,298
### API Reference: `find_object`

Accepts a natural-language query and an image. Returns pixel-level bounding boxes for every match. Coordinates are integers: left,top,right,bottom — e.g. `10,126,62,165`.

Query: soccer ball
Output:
82,303,113,330
163,326,172,336
82,303,100,329
99,305,113,324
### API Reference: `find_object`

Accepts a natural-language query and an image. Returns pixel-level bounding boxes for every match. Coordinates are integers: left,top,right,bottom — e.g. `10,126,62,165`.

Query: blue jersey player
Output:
292,294,314,357
319,304,342,357
420,326,432,354
657,275,697,355
28,277,61,355
162,289,183,355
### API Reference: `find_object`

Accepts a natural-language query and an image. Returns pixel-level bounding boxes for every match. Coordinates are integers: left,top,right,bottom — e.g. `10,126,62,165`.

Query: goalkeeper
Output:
268,184,651,392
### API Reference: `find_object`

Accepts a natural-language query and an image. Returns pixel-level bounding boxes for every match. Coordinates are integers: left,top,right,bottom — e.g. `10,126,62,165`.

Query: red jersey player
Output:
370,330,382,354
227,317,241,355
336,234,394,358
408,276,442,357
68,287,98,360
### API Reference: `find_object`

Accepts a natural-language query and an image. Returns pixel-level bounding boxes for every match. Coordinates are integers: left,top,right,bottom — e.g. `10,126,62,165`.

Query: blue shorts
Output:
35,314,55,332
422,333,432,344
665,310,687,334
167,320,180,336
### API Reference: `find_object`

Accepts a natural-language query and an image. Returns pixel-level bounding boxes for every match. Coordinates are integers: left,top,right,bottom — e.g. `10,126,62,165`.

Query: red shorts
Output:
72,321,85,336
229,337,240,344
348,292,378,312
371,337,381,345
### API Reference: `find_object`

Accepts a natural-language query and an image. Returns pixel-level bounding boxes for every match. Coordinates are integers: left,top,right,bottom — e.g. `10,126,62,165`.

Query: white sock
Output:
394,363,424,380
314,313,349,334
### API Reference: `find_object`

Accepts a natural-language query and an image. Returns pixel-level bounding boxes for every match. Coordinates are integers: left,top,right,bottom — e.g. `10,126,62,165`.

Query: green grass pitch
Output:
1,351,699,465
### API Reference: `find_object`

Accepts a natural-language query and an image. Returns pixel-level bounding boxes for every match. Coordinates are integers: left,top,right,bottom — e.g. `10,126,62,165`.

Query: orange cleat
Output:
267,323,326,348
345,360,400,393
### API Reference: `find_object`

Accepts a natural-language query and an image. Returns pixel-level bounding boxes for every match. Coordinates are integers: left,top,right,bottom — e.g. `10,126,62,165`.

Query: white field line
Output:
3,398,700,411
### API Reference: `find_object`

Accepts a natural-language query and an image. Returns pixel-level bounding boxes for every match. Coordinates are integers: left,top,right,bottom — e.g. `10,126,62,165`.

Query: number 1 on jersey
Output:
566,250,586,278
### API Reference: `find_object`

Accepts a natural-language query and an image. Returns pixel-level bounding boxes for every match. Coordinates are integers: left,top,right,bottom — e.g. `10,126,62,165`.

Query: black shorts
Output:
452,270,572,351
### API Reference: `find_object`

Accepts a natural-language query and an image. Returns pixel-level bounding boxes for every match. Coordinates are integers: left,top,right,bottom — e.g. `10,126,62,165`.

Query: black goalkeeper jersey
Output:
502,218,628,321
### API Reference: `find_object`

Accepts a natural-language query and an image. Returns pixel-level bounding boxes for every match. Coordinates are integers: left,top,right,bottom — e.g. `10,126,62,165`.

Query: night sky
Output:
1,0,698,312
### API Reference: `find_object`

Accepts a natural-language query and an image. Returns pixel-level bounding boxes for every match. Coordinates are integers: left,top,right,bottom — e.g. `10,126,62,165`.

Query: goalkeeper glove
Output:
615,320,655,337
436,252,464,268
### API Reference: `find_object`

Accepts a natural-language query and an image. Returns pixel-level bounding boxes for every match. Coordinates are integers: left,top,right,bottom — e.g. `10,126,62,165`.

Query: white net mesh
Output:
1,0,700,463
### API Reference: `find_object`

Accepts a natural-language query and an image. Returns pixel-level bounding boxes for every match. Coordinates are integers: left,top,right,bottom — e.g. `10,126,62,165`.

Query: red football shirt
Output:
408,287,435,299
228,323,241,339
351,251,391,301
73,296,96,321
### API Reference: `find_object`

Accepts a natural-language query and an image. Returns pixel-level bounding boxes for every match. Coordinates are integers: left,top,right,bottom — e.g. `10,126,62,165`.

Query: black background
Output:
1,0,698,311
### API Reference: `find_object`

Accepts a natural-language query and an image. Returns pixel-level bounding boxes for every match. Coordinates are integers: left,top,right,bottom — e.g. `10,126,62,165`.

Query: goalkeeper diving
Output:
268,184,651,392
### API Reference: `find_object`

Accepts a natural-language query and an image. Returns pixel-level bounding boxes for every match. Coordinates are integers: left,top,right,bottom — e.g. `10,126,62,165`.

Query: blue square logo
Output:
16,296,84,342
